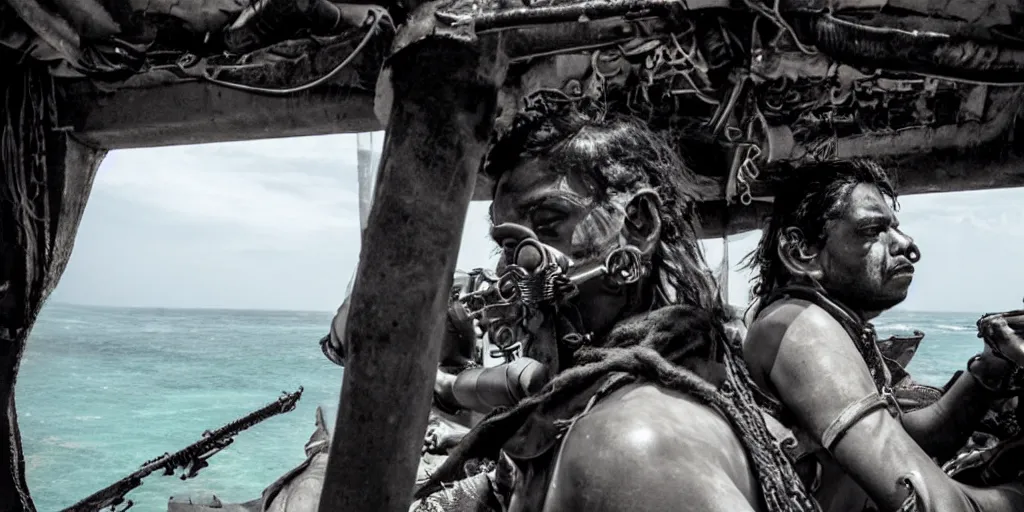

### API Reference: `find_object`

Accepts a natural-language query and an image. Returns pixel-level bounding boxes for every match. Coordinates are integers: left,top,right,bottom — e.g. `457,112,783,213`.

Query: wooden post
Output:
317,11,506,512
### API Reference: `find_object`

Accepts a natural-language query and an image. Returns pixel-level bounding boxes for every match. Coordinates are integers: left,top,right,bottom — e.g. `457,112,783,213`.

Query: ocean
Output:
19,303,988,511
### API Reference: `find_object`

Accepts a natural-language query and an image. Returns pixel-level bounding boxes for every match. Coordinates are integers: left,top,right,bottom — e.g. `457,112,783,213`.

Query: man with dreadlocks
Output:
415,103,820,512
741,159,1024,511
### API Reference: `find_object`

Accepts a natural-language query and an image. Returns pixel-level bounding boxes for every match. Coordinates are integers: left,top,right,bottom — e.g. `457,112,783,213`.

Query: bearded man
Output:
741,159,1024,511
415,105,821,512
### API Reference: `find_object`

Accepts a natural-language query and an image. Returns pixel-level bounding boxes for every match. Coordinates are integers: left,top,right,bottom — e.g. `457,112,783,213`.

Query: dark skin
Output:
489,155,659,340
493,155,760,512
744,183,1024,511
803,184,1008,456
426,153,664,454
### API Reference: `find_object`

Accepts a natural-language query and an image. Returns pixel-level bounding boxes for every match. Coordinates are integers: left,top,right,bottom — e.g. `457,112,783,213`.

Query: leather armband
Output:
451,358,549,413
821,392,893,452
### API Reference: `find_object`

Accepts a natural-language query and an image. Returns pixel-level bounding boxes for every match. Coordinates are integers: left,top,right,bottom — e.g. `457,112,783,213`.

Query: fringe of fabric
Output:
0,62,106,512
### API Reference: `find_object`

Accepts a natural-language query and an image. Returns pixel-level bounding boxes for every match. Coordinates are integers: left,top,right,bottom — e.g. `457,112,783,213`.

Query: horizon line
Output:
45,300,984,317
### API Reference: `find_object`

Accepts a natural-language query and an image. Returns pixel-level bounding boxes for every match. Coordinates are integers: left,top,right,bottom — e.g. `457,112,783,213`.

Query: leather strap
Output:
821,392,889,452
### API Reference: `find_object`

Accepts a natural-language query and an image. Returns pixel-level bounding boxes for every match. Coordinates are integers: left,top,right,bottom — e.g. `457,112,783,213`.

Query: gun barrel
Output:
59,387,303,512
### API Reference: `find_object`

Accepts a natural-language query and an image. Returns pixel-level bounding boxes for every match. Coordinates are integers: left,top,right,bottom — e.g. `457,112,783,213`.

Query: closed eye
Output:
531,210,567,238
857,223,888,238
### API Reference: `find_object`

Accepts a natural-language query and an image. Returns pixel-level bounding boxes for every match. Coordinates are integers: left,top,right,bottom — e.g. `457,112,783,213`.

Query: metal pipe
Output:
317,28,505,512
470,0,732,34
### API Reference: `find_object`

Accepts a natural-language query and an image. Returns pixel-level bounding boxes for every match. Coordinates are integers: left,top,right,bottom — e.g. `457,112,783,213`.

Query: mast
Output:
345,132,381,297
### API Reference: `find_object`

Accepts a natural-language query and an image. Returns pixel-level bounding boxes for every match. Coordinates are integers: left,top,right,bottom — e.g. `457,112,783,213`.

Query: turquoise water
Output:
19,303,987,511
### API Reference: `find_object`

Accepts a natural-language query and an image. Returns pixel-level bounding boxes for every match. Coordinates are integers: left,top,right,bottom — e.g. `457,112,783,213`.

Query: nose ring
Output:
907,245,921,263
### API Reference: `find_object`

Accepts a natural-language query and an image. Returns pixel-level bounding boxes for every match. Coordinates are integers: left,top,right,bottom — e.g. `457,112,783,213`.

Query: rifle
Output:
61,387,304,512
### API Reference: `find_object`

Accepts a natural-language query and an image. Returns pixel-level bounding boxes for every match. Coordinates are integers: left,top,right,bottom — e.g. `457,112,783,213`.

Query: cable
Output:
193,11,386,96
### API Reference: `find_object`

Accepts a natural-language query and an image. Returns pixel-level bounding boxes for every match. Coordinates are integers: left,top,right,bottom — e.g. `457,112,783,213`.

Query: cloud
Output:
899,189,1024,238
54,129,1024,313
95,135,370,248
54,132,504,311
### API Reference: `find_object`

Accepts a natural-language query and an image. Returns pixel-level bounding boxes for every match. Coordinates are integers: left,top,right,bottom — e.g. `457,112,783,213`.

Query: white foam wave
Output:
875,323,918,332
934,324,972,332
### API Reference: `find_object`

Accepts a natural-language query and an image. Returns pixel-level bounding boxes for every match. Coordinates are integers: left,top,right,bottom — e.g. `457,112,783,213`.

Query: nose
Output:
891,228,920,263
491,223,539,265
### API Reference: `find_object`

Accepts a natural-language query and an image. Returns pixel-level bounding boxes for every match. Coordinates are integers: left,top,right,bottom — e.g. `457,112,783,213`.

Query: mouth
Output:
890,264,915,278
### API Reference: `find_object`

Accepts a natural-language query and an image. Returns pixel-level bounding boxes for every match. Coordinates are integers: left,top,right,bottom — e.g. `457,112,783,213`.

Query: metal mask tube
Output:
566,259,607,286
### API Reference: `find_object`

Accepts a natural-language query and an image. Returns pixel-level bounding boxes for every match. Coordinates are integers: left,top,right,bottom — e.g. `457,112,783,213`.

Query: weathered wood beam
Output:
697,200,772,239
58,80,381,149
316,12,506,511
58,75,1024,208
693,141,1024,238
886,144,1024,196
711,143,1024,200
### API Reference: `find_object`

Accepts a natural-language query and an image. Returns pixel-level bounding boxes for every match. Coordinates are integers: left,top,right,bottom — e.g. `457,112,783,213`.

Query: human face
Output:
815,183,919,316
489,155,635,337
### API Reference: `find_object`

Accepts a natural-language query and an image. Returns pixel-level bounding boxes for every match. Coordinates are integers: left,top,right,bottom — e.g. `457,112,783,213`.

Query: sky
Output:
48,132,1024,314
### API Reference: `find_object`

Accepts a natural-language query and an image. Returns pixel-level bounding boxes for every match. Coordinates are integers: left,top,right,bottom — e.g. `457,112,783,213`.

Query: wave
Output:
875,322,973,334
933,324,973,332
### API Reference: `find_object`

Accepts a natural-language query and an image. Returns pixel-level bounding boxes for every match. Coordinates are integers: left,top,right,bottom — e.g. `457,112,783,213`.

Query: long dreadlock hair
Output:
418,104,819,511
740,159,899,303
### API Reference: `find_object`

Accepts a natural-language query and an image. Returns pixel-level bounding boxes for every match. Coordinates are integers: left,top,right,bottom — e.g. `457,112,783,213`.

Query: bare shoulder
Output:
781,301,852,347
742,299,823,376
542,383,758,512
766,299,879,416
747,299,851,353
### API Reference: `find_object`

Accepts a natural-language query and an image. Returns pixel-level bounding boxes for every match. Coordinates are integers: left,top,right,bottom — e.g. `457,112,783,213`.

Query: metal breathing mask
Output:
450,237,648,361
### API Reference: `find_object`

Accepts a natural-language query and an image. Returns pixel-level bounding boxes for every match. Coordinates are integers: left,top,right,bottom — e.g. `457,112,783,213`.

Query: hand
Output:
422,421,468,455
978,311,1024,368
946,432,1024,487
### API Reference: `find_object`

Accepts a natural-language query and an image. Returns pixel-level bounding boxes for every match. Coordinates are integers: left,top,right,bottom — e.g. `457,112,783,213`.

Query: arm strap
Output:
821,392,890,452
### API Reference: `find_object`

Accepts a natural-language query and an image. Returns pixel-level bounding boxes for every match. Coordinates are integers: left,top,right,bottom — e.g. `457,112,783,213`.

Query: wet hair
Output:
484,103,723,317
742,159,898,301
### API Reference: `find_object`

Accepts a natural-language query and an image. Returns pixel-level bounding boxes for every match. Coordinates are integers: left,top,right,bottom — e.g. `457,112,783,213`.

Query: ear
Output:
776,227,824,281
623,190,662,257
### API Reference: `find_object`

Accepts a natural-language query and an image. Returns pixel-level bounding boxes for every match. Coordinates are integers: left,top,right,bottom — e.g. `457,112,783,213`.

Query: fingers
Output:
979,316,1024,366
423,427,438,454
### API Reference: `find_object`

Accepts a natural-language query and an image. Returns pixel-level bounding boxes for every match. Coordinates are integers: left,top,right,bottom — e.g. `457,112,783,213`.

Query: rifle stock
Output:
61,387,304,512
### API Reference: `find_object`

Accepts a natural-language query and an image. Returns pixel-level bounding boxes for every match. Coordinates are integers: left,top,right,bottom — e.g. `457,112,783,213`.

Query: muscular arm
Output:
901,358,1009,460
767,305,1024,511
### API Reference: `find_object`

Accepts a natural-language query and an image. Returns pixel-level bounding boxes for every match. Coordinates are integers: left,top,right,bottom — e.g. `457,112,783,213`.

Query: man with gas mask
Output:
741,159,1024,511
414,104,825,512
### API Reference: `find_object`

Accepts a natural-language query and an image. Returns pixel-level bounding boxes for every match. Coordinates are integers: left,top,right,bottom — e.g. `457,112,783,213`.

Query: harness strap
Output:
821,392,896,452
